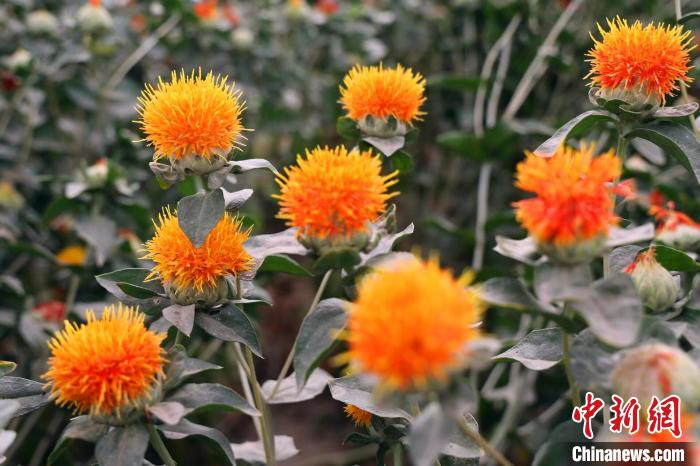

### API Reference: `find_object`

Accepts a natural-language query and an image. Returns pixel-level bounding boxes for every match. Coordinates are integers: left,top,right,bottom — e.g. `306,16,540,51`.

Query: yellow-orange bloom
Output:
56,245,87,266
344,404,372,428
345,256,483,390
587,17,694,104
514,144,620,245
136,69,246,161
274,145,398,239
143,208,253,293
43,304,165,417
340,64,426,124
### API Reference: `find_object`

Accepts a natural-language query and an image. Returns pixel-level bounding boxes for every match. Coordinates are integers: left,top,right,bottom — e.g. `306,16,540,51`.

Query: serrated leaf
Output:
194,304,262,357
177,189,225,248
95,424,149,466
534,110,616,157
262,369,331,404
294,298,348,389
167,383,259,416
494,328,563,370
626,121,700,185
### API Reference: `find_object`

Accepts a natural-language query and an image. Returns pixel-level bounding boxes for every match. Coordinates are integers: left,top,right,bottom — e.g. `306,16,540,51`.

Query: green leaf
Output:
245,228,308,264
95,424,149,466
494,328,563,371
533,264,593,303
48,416,108,465
258,255,312,276
337,116,361,141
493,235,538,265
163,346,221,389
408,402,455,466
328,375,411,419
147,402,187,425
75,215,118,266
177,189,225,248
363,135,405,156
533,420,593,466
570,274,642,347
0,377,49,417
312,247,361,274
534,110,616,157
626,121,700,185
479,277,554,313
162,304,195,337
570,329,619,392
231,435,299,464
645,244,700,272
222,188,253,211
294,298,349,389
231,158,278,175
194,304,262,357
387,150,413,173
261,369,331,405
159,420,236,465
606,224,655,248
0,362,16,377
96,268,165,300
653,102,699,118
167,383,259,416
441,414,480,461
679,11,700,24
609,245,643,274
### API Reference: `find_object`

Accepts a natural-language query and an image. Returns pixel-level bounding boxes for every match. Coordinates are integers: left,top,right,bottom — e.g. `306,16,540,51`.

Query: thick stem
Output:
393,444,403,466
148,423,177,466
561,328,581,407
459,418,514,466
269,269,333,399
244,348,277,466
229,344,262,437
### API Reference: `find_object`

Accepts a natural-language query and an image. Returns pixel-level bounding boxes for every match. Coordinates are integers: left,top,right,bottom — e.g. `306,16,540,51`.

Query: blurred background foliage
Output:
0,0,697,464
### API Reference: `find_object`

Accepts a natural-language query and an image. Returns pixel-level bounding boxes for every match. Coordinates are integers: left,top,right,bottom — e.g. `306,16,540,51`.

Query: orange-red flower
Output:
274,145,398,239
344,404,372,428
193,0,218,20
344,255,483,390
143,208,253,294
136,69,246,161
32,300,67,323
340,64,426,124
56,245,87,266
43,304,165,417
649,196,700,249
587,17,694,104
514,144,621,245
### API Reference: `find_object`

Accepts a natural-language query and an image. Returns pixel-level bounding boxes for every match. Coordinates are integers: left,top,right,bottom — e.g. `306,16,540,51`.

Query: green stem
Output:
393,444,403,466
269,269,333,399
172,330,183,348
561,328,581,407
244,347,277,466
458,418,514,466
148,423,177,466
193,174,205,193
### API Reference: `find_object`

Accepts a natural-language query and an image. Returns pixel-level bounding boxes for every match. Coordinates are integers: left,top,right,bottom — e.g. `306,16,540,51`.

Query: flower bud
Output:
624,248,678,312
3,49,32,72
299,229,371,259
26,10,59,36
611,344,700,409
536,235,606,265
167,276,229,306
169,152,230,177
230,27,254,50
657,223,700,251
591,86,661,113
357,115,408,138
77,3,113,33
85,158,109,187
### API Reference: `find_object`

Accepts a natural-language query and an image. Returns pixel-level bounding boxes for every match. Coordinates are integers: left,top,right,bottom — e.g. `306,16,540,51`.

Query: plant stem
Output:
172,329,183,348
229,344,263,437
244,347,277,466
147,423,177,466
393,444,403,466
459,418,514,466
561,328,581,407
193,175,205,193
269,269,333,399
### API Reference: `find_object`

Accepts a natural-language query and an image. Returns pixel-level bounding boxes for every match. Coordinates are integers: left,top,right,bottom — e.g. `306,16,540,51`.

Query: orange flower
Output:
43,304,165,417
344,404,372,428
56,245,87,266
143,208,253,294
32,300,67,323
649,197,700,249
514,144,620,245
587,17,694,104
340,63,426,124
136,69,246,161
274,145,398,239
193,0,217,20
344,255,483,390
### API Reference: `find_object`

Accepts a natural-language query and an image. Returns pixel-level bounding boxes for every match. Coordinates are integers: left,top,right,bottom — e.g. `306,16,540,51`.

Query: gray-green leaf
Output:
494,328,563,370
177,189,225,248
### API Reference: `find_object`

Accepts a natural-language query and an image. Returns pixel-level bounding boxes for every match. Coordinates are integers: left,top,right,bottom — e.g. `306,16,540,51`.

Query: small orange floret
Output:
56,245,87,266
344,404,372,428
340,63,426,123
193,0,218,20
514,144,621,245
136,69,246,161
43,304,165,417
345,256,483,390
274,145,398,239
649,199,700,234
587,17,694,104
143,208,253,293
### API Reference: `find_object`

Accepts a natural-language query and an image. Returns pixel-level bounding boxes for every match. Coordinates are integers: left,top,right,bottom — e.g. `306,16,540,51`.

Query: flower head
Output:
193,0,218,20
344,404,372,428
344,255,483,390
274,145,398,240
514,145,620,256
587,17,694,105
624,247,678,312
32,300,67,323
43,304,165,417
143,208,253,303
650,196,700,250
340,64,426,126
137,69,246,162
56,245,87,266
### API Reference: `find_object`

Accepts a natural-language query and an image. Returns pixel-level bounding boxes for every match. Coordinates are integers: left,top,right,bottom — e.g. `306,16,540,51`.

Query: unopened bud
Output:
357,115,407,138
85,159,109,187
167,277,229,306
657,223,700,251
624,248,678,312
4,49,32,72
231,27,254,50
77,3,113,33
26,10,59,36
536,235,606,265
